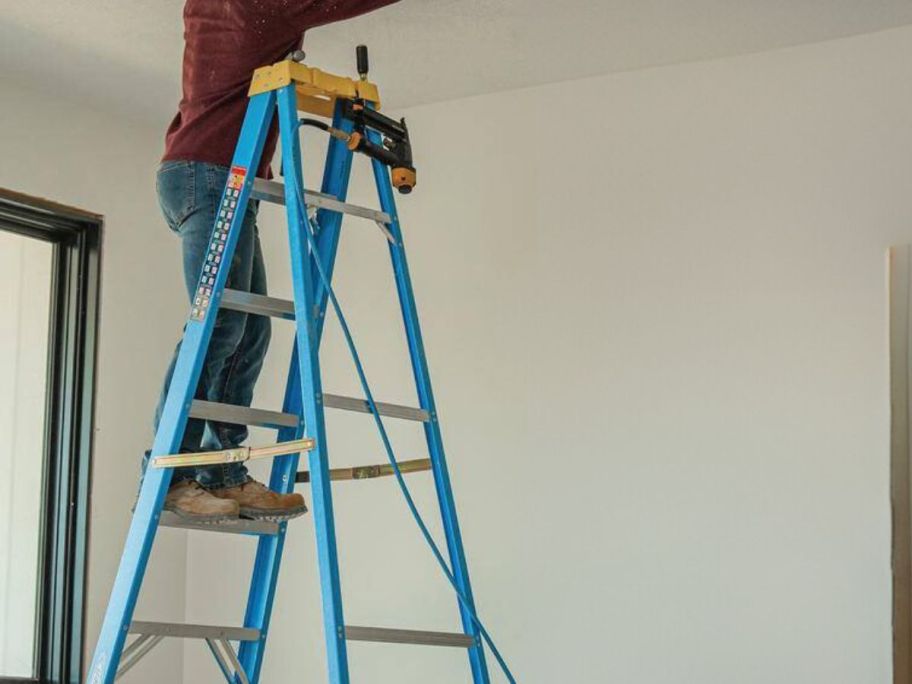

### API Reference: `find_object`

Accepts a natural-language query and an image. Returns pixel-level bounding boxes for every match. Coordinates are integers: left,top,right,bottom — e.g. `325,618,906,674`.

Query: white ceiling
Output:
3,0,912,125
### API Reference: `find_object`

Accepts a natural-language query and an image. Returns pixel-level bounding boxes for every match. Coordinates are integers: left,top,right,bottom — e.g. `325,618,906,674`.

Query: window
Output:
0,190,101,684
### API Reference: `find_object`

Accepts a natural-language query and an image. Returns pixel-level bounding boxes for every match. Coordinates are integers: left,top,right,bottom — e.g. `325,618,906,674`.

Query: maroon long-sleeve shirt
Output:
163,0,398,178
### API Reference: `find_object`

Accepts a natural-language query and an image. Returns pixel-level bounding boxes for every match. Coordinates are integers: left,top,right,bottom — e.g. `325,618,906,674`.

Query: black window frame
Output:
0,189,101,684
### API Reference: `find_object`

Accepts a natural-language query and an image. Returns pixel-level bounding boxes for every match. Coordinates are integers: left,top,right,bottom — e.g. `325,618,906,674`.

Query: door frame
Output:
0,189,102,684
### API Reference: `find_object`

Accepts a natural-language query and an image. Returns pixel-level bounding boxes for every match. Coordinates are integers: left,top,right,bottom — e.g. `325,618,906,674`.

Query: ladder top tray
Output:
248,60,380,117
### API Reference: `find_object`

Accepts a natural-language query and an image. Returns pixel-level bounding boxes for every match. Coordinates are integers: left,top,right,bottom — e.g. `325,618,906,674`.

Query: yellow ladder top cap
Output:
248,60,381,115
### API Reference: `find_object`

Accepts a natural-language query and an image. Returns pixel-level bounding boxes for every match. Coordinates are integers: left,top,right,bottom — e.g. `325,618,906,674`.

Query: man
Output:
152,0,399,523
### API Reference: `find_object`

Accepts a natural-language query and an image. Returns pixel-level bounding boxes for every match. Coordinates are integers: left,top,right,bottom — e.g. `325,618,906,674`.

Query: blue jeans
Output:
149,160,271,488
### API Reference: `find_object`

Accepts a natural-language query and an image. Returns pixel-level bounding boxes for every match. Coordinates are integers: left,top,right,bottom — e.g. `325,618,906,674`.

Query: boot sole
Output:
163,505,240,525
238,504,308,522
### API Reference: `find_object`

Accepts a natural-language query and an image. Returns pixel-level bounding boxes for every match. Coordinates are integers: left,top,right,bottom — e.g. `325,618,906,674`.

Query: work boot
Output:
209,478,308,521
164,480,240,524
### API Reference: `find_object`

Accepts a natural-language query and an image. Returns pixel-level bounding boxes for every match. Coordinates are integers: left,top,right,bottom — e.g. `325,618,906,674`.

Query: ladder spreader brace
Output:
87,45,494,684
151,437,315,469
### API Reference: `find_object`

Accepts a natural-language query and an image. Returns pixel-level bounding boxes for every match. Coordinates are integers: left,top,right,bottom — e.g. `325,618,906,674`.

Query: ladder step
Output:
158,511,279,536
221,289,295,319
296,457,431,483
129,621,260,642
252,178,392,224
189,396,427,428
189,400,299,430
343,625,475,648
322,393,430,422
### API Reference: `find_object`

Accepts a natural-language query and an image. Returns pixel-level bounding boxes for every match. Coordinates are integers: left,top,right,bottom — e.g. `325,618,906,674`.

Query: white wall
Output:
0,231,52,677
181,25,912,684
0,78,190,682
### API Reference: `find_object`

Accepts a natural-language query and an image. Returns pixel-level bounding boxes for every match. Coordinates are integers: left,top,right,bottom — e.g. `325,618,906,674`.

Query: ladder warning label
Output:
228,166,247,189
189,165,248,321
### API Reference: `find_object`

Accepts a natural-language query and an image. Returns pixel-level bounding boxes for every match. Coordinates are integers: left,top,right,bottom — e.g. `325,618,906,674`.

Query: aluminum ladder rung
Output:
189,399,300,430
252,178,392,223
221,289,295,319
322,393,430,422
344,625,476,648
129,621,260,642
121,623,254,684
158,511,279,536
296,457,431,483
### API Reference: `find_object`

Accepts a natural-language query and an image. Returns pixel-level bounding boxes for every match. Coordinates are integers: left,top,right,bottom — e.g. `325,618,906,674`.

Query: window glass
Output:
0,229,53,678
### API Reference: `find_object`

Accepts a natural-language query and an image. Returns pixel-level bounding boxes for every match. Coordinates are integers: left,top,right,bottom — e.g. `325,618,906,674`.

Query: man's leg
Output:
191,204,261,489
149,161,258,520
205,225,307,520
206,226,271,452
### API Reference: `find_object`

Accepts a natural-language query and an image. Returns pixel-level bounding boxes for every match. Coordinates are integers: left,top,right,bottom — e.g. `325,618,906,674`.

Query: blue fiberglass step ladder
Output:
87,47,507,684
